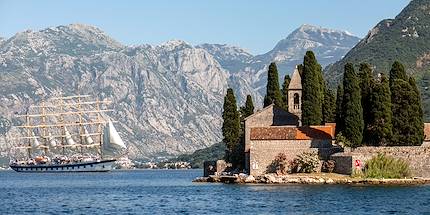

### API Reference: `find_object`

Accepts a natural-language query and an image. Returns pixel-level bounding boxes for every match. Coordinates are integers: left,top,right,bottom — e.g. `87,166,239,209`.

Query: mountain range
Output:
0,23,359,160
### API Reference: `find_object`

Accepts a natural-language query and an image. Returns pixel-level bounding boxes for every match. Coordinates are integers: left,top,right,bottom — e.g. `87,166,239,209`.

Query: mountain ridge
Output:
324,0,430,85
323,0,430,120
0,23,359,160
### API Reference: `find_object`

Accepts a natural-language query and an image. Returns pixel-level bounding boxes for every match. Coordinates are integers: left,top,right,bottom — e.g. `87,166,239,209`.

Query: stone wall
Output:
249,139,334,176
331,146,430,178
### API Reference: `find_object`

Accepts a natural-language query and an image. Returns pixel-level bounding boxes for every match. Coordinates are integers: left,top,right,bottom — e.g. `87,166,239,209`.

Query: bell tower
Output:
288,66,302,123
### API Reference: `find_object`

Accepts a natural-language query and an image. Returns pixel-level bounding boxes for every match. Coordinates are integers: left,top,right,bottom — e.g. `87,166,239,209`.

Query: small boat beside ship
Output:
8,95,127,172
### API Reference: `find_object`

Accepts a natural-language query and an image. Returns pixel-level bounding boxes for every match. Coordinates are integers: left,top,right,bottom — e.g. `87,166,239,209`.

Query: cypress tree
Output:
323,85,336,123
409,77,424,145
389,61,407,86
366,74,392,146
358,63,374,144
234,95,255,170
389,61,424,146
342,63,364,147
222,88,241,164
281,75,291,110
420,71,430,122
335,84,344,135
240,95,254,120
358,64,373,119
263,62,283,108
301,51,324,125
391,79,419,145
297,64,304,76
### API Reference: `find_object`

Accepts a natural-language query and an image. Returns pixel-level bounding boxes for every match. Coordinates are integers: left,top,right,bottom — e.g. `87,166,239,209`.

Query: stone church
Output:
244,67,336,176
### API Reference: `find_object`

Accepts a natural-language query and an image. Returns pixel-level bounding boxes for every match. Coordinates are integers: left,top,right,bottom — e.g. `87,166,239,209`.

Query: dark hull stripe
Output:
10,159,116,173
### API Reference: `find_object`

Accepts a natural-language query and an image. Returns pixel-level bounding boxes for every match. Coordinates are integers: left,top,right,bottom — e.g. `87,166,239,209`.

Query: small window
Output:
293,93,300,109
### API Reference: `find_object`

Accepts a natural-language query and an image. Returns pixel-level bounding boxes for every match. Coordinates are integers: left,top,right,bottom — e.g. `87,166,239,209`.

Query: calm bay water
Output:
0,169,429,214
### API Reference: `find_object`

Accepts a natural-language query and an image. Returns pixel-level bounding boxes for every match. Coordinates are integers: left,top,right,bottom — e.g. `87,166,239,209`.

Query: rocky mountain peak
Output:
250,25,359,80
197,43,253,58
158,39,192,51
277,24,359,51
296,24,355,37
196,43,254,73
1,24,124,57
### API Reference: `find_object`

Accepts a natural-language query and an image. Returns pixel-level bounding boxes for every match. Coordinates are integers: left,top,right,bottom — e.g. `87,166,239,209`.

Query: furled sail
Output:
84,127,94,145
102,120,126,156
64,127,76,146
47,132,57,147
31,131,40,148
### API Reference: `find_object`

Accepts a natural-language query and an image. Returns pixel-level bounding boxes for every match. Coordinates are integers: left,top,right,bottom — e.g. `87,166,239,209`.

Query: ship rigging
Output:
9,95,127,172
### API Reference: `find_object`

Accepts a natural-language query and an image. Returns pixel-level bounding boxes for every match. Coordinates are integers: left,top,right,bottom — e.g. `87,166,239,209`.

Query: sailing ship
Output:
9,95,127,172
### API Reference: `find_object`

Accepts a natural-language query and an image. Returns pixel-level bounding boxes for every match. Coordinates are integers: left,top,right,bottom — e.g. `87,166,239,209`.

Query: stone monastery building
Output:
243,66,430,177
244,67,336,176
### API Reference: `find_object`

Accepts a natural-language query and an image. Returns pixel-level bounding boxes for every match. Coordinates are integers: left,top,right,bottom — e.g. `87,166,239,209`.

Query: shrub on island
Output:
359,153,410,179
288,152,320,173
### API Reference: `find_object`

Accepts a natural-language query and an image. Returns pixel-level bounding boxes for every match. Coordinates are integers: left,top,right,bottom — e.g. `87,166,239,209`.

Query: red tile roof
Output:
250,125,335,140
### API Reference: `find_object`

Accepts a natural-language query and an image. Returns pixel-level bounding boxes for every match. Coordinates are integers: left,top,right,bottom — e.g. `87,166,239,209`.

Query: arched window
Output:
294,93,300,109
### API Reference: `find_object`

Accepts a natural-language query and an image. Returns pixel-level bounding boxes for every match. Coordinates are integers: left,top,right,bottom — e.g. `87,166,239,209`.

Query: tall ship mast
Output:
9,95,127,172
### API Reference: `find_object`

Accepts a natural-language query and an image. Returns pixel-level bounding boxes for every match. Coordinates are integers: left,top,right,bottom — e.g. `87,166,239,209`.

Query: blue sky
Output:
0,0,410,54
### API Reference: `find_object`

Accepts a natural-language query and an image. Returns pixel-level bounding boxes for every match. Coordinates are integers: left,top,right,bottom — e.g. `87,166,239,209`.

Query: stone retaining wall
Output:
331,146,430,177
249,140,336,176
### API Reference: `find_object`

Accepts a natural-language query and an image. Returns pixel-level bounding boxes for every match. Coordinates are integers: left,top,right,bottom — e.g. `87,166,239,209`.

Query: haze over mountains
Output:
0,23,359,160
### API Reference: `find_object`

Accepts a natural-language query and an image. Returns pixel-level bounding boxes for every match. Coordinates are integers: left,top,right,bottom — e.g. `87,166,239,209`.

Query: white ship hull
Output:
9,159,116,173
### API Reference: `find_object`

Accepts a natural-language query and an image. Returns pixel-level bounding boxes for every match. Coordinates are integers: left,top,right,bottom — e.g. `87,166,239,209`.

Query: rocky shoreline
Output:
193,173,430,185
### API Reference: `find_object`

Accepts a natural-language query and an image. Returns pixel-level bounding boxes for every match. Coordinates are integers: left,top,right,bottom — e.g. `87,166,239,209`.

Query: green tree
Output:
297,64,304,76
389,61,424,146
335,84,344,135
366,74,392,146
322,84,336,123
389,61,407,86
281,75,291,110
409,77,424,145
358,63,374,144
222,88,241,165
390,79,421,145
240,95,254,120
263,62,283,108
342,63,364,147
237,94,255,170
419,71,430,122
301,51,324,125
